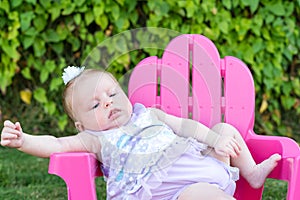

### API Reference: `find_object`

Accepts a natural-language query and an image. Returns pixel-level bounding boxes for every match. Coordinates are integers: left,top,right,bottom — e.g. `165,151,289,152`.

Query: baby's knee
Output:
211,123,239,137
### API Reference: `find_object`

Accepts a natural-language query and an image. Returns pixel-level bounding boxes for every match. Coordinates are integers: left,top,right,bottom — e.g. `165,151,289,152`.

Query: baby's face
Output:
71,72,132,131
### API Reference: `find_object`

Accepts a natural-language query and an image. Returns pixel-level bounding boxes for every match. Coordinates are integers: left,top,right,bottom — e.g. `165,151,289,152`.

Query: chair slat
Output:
160,35,190,117
223,56,255,138
128,56,158,108
191,34,222,127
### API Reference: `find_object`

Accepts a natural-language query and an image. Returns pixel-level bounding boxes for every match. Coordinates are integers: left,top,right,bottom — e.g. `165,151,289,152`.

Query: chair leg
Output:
287,156,300,200
234,177,263,200
48,153,102,200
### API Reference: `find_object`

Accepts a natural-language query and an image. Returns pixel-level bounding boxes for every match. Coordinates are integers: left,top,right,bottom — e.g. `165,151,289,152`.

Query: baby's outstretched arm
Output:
1,120,87,158
150,108,241,158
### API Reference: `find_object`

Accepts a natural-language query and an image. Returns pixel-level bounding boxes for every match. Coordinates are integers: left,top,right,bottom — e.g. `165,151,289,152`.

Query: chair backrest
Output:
128,34,259,199
128,34,255,139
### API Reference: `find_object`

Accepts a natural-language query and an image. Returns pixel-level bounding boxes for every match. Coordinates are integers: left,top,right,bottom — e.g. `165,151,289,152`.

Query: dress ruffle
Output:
135,138,208,200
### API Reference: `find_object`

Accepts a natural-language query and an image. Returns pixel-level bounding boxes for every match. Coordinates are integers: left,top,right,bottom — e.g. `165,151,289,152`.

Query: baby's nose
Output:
104,100,113,108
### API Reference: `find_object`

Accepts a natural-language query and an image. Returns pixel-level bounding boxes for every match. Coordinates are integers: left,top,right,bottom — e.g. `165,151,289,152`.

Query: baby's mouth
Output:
108,109,121,119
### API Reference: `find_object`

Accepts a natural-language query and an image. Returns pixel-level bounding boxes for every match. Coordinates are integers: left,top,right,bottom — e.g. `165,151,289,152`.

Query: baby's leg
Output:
212,123,281,189
178,182,235,200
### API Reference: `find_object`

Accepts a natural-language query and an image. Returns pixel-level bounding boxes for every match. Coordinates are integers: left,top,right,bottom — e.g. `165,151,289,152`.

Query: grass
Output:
0,147,287,200
0,147,107,200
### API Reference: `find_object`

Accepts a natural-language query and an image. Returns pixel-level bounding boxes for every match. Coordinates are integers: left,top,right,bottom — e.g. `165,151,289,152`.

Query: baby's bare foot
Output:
247,154,281,188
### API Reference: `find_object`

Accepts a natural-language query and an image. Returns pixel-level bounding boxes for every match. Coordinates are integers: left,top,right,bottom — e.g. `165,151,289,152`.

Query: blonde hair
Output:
62,69,117,121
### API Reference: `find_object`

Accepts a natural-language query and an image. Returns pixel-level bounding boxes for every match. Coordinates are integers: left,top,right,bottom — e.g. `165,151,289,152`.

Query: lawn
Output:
0,147,287,200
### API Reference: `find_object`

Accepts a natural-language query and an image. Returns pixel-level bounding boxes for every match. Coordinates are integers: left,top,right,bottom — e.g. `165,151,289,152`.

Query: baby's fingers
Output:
230,140,241,156
15,122,23,132
0,139,11,146
1,131,19,140
2,127,21,137
227,148,238,158
3,120,16,129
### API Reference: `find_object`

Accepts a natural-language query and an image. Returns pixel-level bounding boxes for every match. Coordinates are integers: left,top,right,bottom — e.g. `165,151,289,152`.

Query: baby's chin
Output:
103,115,132,130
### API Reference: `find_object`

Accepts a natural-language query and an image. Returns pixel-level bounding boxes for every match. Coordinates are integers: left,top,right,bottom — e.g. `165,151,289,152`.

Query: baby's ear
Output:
75,121,84,132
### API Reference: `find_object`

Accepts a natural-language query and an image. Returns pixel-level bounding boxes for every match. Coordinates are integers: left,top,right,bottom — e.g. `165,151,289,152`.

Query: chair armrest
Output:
48,152,102,200
246,131,300,180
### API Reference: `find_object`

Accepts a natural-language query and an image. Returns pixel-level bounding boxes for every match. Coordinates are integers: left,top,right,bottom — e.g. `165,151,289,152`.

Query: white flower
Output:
62,66,85,85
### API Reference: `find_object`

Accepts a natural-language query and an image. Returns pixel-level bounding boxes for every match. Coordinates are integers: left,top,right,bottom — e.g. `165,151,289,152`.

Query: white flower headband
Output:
62,66,85,85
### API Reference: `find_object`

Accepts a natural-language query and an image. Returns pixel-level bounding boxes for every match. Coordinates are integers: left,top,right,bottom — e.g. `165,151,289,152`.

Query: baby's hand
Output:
1,120,24,148
214,135,241,158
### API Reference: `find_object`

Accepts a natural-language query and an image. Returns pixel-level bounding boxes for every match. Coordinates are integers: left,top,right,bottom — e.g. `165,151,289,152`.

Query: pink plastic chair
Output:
48,34,300,200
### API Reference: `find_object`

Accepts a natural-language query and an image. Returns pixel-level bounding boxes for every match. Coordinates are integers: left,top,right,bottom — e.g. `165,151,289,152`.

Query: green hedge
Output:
0,0,299,139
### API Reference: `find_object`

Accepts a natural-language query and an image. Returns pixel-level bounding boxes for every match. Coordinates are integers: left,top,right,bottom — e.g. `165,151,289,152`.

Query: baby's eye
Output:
109,93,116,97
92,103,100,109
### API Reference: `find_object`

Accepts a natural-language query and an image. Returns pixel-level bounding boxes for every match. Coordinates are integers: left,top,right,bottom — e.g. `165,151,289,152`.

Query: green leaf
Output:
252,38,264,53
67,36,81,51
20,11,35,31
113,36,128,52
74,0,85,6
74,13,81,25
87,47,101,63
219,21,229,34
222,0,231,9
266,41,275,53
40,69,49,83
262,28,271,40
39,0,51,9
34,4,44,15
85,11,94,26
62,3,75,15
93,5,104,18
249,0,259,13
33,15,47,32
33,37,46,57
45,101,56,115
111,4,120,20
95,15,108,29
11,0,22,8
262,63,273,78
22,35,35,49
265,13,275,24
50,77,62,91
58,114,68,131
24,27,38,36
267,2,285,16
48,6,61,21
51,42,63,54
25,0,36,5
43,29,60,42
242,45,254,64
0,0,10,13
281,95,295,109
292,78,300,96
21,67,32,80
45,60,56,72
7,17,21,40
241,0,250,6
56,23,69,40
8,11,19,22
281,82,293,96
33,87,48,103
1,38,20,59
